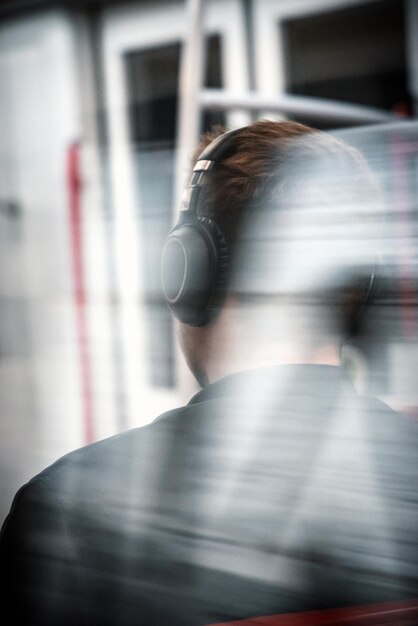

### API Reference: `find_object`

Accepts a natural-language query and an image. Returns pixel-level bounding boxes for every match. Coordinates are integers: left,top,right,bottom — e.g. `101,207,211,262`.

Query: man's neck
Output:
206,342,341,385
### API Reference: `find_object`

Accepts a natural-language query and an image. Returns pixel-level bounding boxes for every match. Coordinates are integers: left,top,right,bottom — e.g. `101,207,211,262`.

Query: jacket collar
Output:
188,364,355,407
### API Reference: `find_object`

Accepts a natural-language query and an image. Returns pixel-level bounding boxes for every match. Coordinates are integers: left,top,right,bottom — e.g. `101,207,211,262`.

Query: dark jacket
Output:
1,365,417,625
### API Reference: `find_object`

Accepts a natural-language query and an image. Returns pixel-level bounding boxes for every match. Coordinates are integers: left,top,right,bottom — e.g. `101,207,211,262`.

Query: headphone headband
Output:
179,126,244,215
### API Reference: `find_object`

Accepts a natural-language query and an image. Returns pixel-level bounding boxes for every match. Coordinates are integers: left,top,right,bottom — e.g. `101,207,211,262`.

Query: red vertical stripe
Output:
67,142,95,444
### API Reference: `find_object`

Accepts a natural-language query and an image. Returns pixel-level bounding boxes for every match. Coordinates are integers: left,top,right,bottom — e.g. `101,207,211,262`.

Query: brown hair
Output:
193,120,379,249
191,119,382,336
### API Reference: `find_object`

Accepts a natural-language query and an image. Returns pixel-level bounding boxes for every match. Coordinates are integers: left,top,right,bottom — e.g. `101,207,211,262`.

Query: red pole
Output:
67,142,95,445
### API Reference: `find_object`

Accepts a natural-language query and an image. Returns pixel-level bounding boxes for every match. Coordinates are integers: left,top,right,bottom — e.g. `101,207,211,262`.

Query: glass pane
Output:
282,0,408,128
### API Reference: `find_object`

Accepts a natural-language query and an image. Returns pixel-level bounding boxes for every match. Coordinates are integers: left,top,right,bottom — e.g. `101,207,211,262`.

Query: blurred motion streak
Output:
209,599,418,625
391,135,418,339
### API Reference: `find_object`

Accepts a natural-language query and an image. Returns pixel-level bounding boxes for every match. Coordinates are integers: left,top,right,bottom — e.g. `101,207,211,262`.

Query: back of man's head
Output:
191,120,382,344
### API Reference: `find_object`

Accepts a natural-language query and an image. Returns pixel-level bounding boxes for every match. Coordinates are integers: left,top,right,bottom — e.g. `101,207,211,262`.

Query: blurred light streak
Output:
391,133,418,339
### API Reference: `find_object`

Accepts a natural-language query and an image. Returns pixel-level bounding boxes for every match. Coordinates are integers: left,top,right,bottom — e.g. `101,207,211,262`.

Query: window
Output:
282,0,408,128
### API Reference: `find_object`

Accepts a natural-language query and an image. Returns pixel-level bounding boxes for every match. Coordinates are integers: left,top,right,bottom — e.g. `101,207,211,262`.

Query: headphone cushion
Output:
196,215,228,282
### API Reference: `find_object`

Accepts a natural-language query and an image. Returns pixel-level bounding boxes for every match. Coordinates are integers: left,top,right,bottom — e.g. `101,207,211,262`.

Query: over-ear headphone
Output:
161,127,244,327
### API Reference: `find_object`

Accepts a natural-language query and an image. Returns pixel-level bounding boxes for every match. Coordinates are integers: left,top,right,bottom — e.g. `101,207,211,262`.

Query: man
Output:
1,120,417,625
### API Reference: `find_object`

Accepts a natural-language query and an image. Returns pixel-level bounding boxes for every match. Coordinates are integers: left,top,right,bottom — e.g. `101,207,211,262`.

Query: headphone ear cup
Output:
161,216,228,326
161,127,244,326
